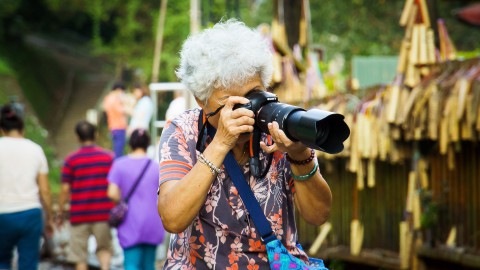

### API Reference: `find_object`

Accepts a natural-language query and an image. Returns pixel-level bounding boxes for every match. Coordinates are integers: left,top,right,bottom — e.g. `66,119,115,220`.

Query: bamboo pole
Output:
151,0,168,83
190,0,201,34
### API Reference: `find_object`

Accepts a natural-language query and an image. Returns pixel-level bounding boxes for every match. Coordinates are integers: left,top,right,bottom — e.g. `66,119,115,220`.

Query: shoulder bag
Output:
109,159,152,227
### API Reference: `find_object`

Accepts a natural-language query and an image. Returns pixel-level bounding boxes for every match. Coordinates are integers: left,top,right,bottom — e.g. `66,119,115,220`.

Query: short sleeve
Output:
158,121,193,187
38,147,49,174
61,158,73,184
107,160,122,186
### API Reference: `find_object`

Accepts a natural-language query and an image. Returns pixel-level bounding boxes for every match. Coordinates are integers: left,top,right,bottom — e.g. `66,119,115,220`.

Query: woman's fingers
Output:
267,121,306,153
214,96,256,149
223,96,250,111
230,107,254,119
231,115,255,126
225,112,254,138
260,141,277,153
268,122,287,145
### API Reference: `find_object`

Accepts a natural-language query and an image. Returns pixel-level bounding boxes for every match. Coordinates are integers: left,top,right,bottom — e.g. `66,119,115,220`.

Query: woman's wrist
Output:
198,153,222,175
286,148,314,165
292,162,318,181
209,138,232,156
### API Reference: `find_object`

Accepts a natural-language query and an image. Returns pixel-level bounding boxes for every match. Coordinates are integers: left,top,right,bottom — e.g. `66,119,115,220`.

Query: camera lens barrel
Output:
256,102,304,140
256,102,349,154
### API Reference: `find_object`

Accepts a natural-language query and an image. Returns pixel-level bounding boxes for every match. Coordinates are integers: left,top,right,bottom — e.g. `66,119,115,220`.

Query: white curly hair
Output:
176,19,273,103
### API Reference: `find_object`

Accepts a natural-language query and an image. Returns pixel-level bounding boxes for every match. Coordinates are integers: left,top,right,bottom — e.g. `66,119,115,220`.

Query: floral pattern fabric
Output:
159,109,309,270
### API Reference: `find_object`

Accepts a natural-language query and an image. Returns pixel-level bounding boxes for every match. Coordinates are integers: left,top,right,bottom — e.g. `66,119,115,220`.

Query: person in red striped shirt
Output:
58,120,115,270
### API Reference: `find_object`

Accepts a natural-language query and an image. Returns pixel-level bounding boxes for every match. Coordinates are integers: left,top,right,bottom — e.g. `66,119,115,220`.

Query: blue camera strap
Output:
224,153,277,243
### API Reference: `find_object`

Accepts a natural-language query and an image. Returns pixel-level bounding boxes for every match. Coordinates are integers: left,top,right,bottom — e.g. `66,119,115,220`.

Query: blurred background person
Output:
103,82,128,158
127,84,154,136
0,104,54,270
165,90,186,122
58,121,114,270
107,129,164,270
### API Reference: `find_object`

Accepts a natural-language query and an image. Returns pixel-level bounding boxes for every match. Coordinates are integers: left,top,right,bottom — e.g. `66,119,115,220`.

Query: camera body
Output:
233,90,350,154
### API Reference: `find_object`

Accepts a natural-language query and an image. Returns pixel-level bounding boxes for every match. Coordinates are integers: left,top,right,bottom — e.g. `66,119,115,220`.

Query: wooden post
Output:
190,0,200,34
151,0,168,83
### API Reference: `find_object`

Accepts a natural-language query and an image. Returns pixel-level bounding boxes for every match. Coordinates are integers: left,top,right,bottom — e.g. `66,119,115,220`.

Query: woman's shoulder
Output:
20,138,45,153
113,155,148,165
169,108,201,128
139,96,153,105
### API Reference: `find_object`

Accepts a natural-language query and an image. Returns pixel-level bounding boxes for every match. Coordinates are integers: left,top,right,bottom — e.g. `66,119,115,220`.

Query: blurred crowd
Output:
0,82,169,270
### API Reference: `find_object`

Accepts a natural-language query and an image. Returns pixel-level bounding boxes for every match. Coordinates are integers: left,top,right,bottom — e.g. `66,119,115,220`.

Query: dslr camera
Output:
233,90,350,154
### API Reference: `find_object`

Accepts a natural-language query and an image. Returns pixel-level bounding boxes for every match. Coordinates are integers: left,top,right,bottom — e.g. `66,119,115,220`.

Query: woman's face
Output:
133,88,143,99
199,75,265,144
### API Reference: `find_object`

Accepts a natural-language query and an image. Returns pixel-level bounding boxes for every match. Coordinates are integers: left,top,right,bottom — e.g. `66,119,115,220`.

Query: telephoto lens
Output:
236,90,350,154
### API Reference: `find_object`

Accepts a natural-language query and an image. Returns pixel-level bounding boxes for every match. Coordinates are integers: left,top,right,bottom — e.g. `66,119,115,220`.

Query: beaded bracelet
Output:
198,153,222,175
286,149,315,165
292,162,318,181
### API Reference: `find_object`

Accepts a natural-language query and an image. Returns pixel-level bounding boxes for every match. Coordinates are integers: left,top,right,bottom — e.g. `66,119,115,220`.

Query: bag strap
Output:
224,153,277,244
197,110,276,244
125,159,152,202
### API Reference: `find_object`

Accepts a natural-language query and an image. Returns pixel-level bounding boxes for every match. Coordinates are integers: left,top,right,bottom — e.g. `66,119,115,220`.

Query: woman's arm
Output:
37,173,54,234
107,183,122,203
288,149,332,225
57,183,70,226
158,139,229,233
158,96,254,233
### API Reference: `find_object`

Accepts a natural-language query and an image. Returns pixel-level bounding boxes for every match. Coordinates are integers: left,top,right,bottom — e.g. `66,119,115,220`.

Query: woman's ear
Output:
195,97,205,108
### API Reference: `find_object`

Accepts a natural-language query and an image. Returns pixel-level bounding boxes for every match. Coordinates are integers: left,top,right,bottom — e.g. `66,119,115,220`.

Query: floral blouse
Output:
159,109,309,269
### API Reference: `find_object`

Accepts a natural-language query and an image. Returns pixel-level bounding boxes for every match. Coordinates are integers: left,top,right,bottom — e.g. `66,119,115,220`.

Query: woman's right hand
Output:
212,96,255,152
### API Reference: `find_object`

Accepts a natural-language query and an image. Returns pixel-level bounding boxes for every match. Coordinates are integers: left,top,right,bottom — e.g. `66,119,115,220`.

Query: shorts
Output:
68,222,112,263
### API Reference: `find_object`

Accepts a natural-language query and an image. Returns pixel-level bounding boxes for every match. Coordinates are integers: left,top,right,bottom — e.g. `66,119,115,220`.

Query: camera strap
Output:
196,107,224,153
249,127,273,178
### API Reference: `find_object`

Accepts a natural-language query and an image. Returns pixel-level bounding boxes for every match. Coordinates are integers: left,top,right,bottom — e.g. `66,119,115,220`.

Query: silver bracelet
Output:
198,153,222,175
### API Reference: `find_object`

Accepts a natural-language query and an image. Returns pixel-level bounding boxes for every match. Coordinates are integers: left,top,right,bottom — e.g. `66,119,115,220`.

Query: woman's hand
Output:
260,121,309,158
212,96,255,152
261,121,331,226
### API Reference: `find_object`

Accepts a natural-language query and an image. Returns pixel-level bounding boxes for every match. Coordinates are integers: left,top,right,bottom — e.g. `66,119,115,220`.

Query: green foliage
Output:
420,190,439,229
23,116,62,194
0,0,477,110
310,0,404,72
309,0,480,74
457,49,480,59
0,57,13,75
0,0,20,18
0,43,64,124
8,0,273,82
328,259,346,270
1,0,478,82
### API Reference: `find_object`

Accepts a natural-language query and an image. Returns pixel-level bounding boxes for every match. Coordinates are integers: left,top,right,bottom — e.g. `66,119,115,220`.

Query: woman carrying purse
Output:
107,129,165,270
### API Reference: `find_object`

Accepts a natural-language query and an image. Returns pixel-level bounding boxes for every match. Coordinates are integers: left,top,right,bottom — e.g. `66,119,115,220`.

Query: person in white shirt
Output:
165,90,186,121
128,84,154,136
0,104,53,270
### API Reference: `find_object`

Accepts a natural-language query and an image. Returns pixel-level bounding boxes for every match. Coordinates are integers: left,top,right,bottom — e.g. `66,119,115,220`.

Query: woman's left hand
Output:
260,121,308,156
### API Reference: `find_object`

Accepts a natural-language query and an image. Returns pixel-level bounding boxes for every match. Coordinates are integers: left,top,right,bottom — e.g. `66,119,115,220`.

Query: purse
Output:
224,152,329,270
108,159,151,227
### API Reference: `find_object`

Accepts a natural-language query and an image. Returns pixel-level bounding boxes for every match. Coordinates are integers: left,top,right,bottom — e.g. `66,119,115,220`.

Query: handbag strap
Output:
224,153,277,244
125,159,152,202
197,110,276,244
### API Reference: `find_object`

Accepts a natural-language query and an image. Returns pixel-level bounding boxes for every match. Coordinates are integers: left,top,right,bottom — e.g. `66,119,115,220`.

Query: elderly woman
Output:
157,20,332,269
